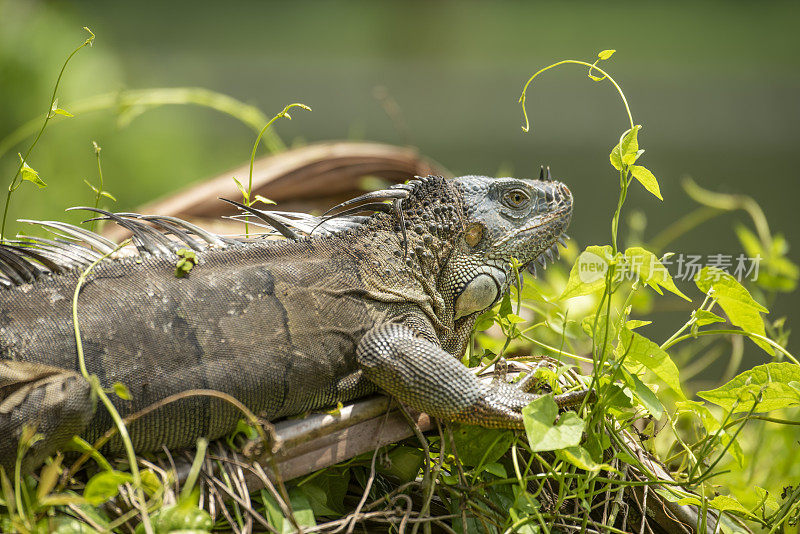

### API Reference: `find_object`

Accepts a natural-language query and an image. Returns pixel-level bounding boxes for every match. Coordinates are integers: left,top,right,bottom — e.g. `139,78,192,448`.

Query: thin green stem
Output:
179,438,208,502
662,329,798,365
515,333,592,363
610,175,631,253
243,102,310,236
690,397,760,487
660,295,712,350
1,28,94,242
724,415,800,429
89,142,105,232
1,189,13,243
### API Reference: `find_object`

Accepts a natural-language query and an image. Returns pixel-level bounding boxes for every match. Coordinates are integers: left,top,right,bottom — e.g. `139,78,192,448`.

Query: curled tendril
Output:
518,54,634,134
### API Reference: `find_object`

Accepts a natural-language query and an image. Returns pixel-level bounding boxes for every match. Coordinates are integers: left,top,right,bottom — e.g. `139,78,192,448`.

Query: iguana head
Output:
453,171,572,269
448,171,573,319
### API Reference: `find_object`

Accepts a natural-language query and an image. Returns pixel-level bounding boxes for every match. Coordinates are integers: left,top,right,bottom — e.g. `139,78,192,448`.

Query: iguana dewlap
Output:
0,173,573,473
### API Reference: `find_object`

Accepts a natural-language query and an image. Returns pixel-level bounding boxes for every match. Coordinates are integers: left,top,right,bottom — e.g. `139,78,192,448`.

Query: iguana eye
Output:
502,189,530,208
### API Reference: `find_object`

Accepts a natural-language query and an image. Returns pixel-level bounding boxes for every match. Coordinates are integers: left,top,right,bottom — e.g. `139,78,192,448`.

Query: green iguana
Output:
0,171,574,473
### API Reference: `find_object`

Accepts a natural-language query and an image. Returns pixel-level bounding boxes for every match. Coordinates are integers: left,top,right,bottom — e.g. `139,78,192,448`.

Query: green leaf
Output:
509,486,541,529
100,191,117,201
693,309,725,326
556,445,615,472
376,446,424,483
630,165,663,200
51,99,74,117
473,309,496,331
260,488,316,533
37,455,63,499
232,176,248,199
522,395,585,452
140,469,162,497
0,467,13,515
324,401,344,415
698,362,800,413
254,194,276,205
287,488,317,531
624,247,690,301
754,486,781,515
136,498,213,534
83,470,133,505
598,49,616,60
483,462,507,478
514,275,547,302
708,495,757,519
112,382,131,400
67,436,113,472
453,492,502,533
18,154,46,188
609,126,641,171
297,468,349,517
621,368,664,418
41,516,101,534
695,267,772,354
507,313,526,324
735,224,762,258
625,319,651,330
451,424,514,468
498,291,513,318
83,179,99,194
560,245,615,300
602,383,634,411
735,225,799,292
261,490,285,531
676,400,744,466
617,328,685,399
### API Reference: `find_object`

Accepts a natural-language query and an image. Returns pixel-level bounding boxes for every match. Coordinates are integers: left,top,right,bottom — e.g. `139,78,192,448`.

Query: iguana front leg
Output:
357,323,581,428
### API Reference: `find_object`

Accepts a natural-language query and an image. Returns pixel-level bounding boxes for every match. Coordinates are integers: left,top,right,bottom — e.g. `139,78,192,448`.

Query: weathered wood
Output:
262,398,432,484
104,141,447,240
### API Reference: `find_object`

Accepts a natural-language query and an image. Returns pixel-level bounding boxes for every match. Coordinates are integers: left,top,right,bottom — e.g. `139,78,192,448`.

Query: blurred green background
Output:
1,0,797,357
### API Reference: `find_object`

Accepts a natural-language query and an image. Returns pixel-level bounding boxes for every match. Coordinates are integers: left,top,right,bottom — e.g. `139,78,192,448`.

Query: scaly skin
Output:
0,174,573,473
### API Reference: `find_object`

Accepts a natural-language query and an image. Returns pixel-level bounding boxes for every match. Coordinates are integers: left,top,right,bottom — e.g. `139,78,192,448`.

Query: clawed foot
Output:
454,358,593,429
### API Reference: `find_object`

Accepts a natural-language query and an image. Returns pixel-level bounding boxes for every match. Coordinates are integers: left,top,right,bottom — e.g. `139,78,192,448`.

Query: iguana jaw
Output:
503,201,572,277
